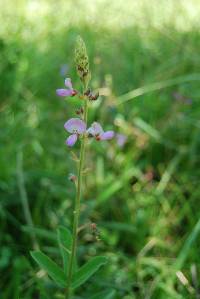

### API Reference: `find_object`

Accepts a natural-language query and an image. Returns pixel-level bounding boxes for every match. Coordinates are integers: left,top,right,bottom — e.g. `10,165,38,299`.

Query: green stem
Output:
66,93,88,299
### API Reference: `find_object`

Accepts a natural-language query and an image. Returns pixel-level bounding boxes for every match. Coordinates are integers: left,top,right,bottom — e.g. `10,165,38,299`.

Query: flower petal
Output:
64,118,86,134
60,64,68,77
64,78,73,89
100,131,114,140
87,122,104,136
56,89,73,97
66,134,78,147
87,127,95,136
116,133,127,147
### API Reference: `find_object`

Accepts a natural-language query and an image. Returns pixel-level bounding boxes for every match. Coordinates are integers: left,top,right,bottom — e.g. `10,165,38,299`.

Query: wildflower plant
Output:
30,36,114,298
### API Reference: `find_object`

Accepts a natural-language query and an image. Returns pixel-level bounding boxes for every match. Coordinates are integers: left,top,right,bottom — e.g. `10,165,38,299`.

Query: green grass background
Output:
1,0,200,298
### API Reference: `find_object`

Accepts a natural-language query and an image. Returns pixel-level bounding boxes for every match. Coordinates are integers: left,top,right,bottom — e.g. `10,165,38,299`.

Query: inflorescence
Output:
56,77,115,147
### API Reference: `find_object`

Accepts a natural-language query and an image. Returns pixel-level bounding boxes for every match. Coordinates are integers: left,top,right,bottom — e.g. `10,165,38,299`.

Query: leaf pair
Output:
30,226,107,290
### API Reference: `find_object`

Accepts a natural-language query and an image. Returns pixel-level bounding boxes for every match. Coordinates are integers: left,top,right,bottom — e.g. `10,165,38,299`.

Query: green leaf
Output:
57,226,72,273
30,251,66,288
72,256,107,289
91,289,116,299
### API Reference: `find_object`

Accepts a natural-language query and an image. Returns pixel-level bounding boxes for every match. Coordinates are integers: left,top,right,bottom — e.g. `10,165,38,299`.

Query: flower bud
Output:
89,91,99,101
84,89,91,96
75,107,84,115
68,173,77,182
84,89,99,101
74,36,91,87
91,223,97,230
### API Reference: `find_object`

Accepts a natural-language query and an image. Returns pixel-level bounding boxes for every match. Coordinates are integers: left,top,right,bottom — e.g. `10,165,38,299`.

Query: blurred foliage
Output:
1,0,200,298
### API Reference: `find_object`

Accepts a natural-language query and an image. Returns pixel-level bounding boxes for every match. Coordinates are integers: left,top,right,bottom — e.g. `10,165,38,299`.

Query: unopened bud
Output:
84,89,99,101
75,107,84,115
90,222,101,241
84,89,91,96
91,223,97,230
89,91,99,101
68,173,77,182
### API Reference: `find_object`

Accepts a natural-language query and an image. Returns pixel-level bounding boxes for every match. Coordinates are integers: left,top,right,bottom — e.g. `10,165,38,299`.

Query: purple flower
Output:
116,133,127,148
60,64,69,77
87,122,114,141
56,78,77,97
173,92,192,105
64,118,86,147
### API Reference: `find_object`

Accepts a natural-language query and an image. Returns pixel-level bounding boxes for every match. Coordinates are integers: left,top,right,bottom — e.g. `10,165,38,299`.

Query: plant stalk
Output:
66,90,88,298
